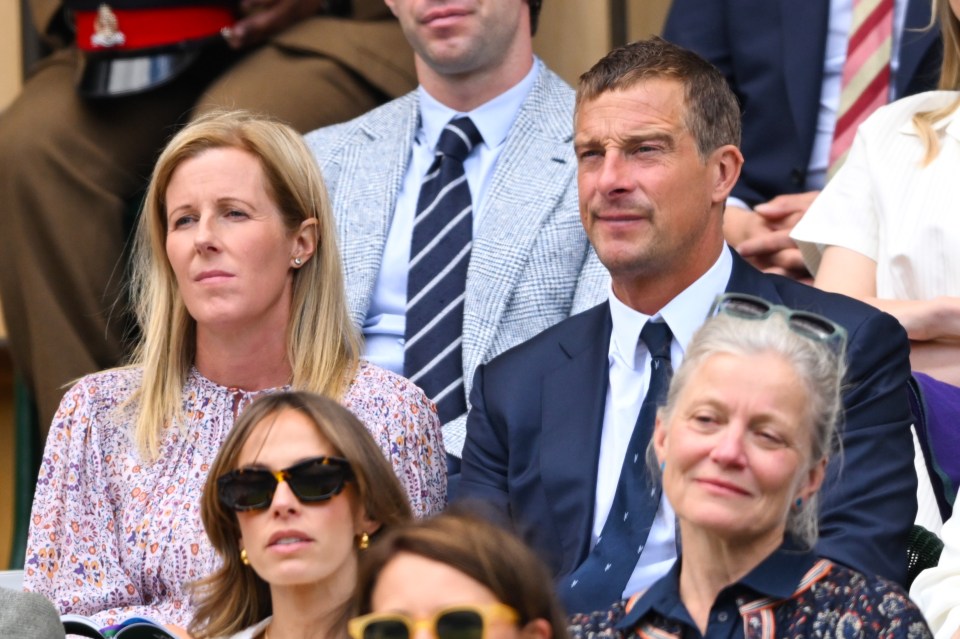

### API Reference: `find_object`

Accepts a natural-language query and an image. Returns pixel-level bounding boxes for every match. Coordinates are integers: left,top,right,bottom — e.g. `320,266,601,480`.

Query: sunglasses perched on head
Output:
349,604,519,639
710,293,848,355
217,455,353,511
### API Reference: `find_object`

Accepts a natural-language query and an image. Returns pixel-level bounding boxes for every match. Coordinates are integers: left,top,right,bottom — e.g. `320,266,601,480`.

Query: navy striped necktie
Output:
404,116,483,424
559,320,674,614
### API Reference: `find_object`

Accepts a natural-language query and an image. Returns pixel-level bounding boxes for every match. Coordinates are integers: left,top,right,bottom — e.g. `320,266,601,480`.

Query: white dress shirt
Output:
362,59,541,374
594,245,733,598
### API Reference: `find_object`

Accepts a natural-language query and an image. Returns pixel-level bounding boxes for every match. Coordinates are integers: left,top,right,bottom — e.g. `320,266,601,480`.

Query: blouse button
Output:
716,612,729,622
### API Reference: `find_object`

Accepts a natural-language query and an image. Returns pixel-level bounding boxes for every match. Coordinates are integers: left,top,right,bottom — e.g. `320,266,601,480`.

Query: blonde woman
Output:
792,0,960,386
24,111,445,632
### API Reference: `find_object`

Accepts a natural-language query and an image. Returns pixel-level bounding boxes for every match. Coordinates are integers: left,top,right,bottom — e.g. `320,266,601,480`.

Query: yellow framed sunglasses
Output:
349,603,520,639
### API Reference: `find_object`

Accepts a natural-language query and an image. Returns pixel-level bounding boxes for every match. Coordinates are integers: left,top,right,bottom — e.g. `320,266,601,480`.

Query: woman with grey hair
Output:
569,294,931,638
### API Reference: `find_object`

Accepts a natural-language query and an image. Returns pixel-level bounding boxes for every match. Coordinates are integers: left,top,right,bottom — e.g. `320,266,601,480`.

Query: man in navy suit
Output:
459,37,916,612
662,0,940,279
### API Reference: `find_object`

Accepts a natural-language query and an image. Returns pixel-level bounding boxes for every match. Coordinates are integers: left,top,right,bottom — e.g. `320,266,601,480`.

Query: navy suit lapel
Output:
781,0,831,152
541,304,611,574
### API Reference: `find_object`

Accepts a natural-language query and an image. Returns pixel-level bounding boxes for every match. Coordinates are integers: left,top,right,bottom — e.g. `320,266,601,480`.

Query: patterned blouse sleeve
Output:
24,377,144,623
346,364,448,518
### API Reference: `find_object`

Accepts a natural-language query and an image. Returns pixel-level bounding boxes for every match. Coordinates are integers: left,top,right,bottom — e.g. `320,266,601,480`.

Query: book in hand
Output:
61,613,178,638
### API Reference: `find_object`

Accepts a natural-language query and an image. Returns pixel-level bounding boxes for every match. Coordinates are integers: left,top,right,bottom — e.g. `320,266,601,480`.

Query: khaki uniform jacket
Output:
28,0,416,98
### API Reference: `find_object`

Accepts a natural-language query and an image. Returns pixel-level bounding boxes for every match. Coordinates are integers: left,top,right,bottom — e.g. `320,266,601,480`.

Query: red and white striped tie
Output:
828,0,893,177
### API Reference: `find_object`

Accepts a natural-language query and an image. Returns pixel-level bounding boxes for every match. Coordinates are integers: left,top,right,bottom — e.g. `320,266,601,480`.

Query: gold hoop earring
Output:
240,548,250,565
358,532,370,551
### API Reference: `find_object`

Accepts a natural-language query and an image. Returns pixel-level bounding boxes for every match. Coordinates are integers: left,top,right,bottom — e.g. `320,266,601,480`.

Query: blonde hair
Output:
128,110,360,457
913,0,960,164
189,392,413,638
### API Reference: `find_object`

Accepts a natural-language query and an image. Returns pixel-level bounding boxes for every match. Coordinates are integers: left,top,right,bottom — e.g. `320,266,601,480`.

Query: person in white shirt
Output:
792,0,960,536
793,0,960,387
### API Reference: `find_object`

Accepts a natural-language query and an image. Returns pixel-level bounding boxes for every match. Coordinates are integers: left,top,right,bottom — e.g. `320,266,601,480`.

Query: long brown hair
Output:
189,392,413,638
128,110,360,457
355,510,569,639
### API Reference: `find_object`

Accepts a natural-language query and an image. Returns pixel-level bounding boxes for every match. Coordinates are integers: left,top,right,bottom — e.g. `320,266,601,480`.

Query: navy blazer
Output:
662,0,941,206
460,250,916,586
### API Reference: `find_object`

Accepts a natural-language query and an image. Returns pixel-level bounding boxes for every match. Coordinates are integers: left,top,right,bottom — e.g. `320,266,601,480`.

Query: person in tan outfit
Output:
0,0,416,436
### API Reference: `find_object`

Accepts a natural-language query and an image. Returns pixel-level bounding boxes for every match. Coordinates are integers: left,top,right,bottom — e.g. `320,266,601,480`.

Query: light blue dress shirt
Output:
362,59,542,374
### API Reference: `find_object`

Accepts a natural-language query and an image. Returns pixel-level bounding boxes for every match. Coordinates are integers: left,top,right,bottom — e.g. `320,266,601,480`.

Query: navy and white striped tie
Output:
404,116,482,424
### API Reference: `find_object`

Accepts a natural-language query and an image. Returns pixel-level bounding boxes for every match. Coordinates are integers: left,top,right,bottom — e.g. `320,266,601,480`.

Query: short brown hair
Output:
576,36,742,160
189,392,413,638
355,510,569,638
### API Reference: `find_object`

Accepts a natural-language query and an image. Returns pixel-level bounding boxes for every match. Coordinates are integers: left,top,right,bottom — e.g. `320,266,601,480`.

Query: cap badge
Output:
91,4,126,48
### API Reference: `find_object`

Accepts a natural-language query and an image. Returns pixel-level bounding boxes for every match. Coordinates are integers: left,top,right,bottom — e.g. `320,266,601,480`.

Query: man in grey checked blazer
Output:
305,0,607,461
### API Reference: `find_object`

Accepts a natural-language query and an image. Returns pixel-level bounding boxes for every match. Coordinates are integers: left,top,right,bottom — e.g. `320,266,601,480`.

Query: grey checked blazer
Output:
305,63,609,456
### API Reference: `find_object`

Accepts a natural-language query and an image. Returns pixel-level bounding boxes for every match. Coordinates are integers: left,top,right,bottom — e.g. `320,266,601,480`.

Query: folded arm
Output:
817,245,960,384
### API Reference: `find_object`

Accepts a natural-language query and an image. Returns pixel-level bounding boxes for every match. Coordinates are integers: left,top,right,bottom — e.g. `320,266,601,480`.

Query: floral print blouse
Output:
24,362,445,628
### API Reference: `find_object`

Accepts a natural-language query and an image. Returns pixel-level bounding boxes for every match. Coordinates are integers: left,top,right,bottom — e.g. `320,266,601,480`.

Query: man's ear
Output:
709,144,744,204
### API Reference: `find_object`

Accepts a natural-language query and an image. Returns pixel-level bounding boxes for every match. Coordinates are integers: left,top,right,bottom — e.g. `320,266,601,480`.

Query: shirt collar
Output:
615,538,819,632
897,96,960,143
607,245,732,369
416,57,541,153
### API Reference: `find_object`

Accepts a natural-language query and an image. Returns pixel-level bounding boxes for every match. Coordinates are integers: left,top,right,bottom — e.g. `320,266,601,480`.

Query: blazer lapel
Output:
463,69,575,378
335,96,418,328
540,305,611,574
780,0,831,151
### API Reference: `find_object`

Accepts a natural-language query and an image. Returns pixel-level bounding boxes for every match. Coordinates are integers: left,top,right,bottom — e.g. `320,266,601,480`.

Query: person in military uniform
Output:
0,0,416,435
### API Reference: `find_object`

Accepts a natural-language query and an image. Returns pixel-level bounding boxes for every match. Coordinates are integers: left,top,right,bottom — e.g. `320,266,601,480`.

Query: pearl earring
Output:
293,257,303,267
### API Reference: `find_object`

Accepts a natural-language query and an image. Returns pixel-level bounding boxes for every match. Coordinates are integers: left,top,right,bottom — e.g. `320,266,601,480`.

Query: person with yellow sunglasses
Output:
351,512,567,639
